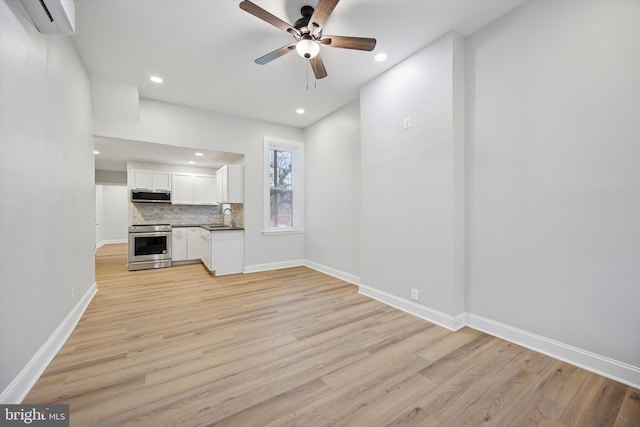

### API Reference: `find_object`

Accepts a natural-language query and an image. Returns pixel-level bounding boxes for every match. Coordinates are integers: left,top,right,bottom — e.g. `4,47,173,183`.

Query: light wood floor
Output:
25,244,639,426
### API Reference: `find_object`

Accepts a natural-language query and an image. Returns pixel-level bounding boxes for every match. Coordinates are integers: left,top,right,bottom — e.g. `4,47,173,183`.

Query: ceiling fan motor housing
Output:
301,5,314,18
294,6,318,37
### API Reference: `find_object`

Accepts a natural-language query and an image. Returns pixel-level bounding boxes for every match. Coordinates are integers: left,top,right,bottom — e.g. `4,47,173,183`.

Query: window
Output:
264,137,304,233
270,149,293,227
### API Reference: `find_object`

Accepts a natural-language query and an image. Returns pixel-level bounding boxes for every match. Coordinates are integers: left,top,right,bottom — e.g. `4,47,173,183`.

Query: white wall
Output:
466,0,640,370
95,169,127,185
304,101,361,282
96,185,128,246
0,0,95,399
93,97,305,269
96,184,104,245
359,32,466,326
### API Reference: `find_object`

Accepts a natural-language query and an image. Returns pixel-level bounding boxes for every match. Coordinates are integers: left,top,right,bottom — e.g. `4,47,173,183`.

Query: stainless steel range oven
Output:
128,224,172,271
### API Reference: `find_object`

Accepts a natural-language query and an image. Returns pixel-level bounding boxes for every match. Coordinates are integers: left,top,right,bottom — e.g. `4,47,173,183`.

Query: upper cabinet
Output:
129,167,220,205
194,175,216,204
216,165,244,203
171,173,193,204
172,173,218,205
131,170,171,191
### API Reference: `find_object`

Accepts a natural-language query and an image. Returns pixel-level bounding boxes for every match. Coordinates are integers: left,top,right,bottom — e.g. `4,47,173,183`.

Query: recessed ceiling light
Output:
296,108,305,114
195,152,204,157
93,150,100,154
150,75,163,83
374,53,387,62
188,161,196,165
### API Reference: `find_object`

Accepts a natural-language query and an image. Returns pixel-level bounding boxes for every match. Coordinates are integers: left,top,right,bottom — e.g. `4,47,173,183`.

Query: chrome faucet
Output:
222,207,233,227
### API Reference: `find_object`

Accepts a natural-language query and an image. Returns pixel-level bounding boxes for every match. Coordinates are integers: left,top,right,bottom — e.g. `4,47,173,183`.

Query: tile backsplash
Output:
132,203,245,227
228,203,244,228
132,203,223,225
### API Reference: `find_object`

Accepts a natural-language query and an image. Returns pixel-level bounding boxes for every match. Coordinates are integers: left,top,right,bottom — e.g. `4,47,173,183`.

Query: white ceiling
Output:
74,0,526,171
94,137,244,172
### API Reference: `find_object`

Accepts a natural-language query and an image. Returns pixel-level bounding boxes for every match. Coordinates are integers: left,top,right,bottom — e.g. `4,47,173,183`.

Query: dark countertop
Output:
172,224,244,231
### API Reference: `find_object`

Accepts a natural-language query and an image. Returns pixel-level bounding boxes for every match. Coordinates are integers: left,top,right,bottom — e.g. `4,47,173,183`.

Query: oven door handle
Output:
130,232,169,238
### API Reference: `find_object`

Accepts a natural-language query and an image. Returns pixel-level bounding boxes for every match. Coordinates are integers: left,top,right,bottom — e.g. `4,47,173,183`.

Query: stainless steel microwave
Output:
130,190,171,203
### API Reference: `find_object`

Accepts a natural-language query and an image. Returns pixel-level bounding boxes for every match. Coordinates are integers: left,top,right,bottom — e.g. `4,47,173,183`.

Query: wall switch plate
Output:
410,288,419,301
403,117,411,129
71,287,75,299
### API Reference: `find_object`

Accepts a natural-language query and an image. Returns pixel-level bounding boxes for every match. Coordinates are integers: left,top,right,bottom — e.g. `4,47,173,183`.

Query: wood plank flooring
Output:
25,244,640,426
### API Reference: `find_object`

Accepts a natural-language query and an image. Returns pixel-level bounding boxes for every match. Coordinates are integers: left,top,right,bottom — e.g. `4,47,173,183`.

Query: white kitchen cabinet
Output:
200,229,212,270
179,227,243,274
215,165,243,203
171,228,187,261
208,230,244,275
131,169,171,191
173,227,202,262
194,175,216,205
187,227,201,260
132,170,152,190
172,173,217,205
172,173,194,204
153,172,172,191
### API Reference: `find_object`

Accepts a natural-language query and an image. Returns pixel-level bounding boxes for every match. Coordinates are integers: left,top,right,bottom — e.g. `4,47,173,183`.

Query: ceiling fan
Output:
239,0,377,79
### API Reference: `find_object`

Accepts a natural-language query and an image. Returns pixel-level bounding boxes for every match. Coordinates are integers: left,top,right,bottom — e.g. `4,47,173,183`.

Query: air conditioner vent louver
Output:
20,0,75,35
38,0,55,23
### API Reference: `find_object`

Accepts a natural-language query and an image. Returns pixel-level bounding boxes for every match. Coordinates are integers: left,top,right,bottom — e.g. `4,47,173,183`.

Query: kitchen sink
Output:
203,224,233,230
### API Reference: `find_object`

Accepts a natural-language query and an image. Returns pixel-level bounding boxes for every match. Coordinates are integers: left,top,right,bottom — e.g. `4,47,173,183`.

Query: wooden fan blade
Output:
320,35,377,51
310,54,328,80
239,0,300,37
255,44,296,65
309,0,340,35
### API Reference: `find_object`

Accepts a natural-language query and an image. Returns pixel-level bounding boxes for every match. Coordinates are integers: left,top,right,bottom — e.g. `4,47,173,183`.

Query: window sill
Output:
262,228,305,236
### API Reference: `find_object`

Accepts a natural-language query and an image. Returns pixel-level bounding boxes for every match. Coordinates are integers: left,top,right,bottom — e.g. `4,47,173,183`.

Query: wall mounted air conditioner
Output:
20,0,75,35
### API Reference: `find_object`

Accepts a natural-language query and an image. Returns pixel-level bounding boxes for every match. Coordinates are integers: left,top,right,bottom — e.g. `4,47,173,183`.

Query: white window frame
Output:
263,136,304,235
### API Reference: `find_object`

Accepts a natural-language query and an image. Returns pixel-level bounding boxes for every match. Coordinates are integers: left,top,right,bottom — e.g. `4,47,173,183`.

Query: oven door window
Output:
134,236,168,256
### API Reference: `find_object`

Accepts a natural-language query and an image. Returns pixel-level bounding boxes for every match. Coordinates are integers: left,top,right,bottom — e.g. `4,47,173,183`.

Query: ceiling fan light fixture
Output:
296,38,320,59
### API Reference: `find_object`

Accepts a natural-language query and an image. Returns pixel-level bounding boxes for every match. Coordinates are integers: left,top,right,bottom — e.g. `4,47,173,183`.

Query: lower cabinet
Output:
175,227,244,275
172,227,202,262
200,229,212,270
172,228,188,261
200,229,244,275
187,228,201,260
210,230,244,275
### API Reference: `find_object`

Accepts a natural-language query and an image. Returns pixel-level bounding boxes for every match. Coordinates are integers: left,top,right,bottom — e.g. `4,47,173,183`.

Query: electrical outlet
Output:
403,117,411,129
410,288,419,301
71,287,75,300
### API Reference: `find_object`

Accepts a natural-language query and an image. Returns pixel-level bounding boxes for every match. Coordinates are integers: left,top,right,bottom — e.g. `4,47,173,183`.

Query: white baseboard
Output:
303,260,360,286
358,283,466,332
354,284,640,387
96,239,127,250
466,313,640,389
243,259,304,274
0,283,98,403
